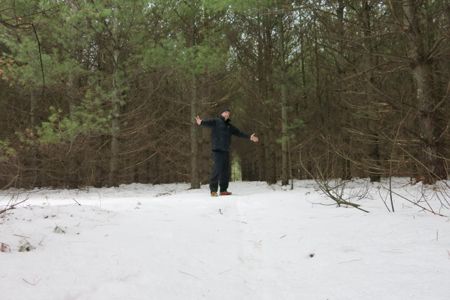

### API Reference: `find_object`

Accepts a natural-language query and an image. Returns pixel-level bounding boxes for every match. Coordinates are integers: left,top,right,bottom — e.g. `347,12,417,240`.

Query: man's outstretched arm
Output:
230,124,259,143
195,115,216,127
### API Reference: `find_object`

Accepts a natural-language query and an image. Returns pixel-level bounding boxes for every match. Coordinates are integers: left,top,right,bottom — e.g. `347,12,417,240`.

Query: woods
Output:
0,0,449,188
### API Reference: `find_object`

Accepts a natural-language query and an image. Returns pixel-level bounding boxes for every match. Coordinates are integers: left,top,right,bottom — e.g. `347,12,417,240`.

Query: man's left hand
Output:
250,133,259,143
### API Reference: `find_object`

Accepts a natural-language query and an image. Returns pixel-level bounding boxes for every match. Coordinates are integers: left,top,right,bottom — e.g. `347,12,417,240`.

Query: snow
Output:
1,179,449,300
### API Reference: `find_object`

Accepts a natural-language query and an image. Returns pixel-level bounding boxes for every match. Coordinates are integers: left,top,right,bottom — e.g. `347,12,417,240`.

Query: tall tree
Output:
395,0,448,183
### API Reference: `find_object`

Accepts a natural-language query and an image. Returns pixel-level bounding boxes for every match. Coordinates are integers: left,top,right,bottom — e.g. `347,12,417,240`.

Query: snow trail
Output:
1,180,449,300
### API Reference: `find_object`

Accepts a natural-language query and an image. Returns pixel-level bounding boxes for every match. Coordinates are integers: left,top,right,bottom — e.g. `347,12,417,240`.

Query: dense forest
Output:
0,0,449,188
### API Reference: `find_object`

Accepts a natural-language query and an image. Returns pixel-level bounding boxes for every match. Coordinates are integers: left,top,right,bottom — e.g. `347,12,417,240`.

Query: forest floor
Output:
1,179,449,300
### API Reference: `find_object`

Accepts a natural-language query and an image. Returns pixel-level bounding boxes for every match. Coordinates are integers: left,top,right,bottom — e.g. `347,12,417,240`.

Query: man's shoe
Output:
211,192,218,197
220,191,232,196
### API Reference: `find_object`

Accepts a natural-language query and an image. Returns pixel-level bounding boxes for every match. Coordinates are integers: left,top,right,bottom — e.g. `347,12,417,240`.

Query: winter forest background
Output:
0,0,449,189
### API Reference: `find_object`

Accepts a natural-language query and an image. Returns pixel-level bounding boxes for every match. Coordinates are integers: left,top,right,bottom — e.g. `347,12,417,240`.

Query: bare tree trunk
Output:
190,71,200,188
362,0,381,182
109,48,120,186
281,82,289,185
29,88,38,186
279,12,289,186
313,15,323,125
188,10,200,189
266,129,277,184
336,0,352,180
67,74,77,187
402,0,447,183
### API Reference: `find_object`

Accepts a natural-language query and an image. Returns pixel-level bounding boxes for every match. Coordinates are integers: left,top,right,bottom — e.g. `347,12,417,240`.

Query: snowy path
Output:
1,181,449,300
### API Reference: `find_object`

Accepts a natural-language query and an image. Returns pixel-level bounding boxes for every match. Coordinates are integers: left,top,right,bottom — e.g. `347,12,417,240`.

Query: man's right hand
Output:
195,115,202,126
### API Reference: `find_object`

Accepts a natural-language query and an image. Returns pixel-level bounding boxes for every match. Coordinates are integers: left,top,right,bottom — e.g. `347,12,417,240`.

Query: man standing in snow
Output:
195,108,259,197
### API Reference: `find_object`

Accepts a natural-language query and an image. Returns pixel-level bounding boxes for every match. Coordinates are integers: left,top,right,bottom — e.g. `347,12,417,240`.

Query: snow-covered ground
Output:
1,179,449,300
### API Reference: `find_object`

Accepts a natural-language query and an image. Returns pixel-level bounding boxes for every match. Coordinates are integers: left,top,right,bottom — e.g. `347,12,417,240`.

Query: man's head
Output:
220,108,231,120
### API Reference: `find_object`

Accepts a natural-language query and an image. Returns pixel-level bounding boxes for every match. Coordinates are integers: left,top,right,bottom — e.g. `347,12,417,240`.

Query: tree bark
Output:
336,0,352,180
402,0,447,183
281,81,289,185
109,48,120,187
29,88,38,186
188,8,200,189
279,10,289,186
362,0,381,182
190,71,200,188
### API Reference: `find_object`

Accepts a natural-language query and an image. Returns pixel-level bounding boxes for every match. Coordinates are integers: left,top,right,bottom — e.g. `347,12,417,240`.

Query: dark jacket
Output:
200,116,250,152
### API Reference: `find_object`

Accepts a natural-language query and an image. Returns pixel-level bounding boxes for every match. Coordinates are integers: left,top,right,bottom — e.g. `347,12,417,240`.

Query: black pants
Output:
210,151,230,192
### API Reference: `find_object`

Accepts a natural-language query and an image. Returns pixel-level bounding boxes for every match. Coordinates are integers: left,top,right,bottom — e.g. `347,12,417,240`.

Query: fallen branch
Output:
381,186,447,217
319,182,370,213
22,278,40,286
0,197,29,216
72,198,81,206
299,158,369,213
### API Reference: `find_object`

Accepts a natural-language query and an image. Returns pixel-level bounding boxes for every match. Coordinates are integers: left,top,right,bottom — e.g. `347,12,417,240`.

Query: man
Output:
195,108,259,197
